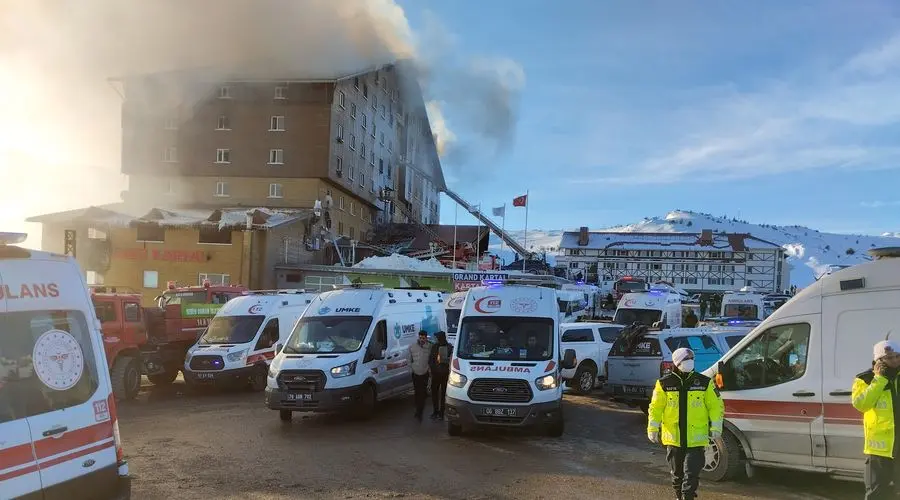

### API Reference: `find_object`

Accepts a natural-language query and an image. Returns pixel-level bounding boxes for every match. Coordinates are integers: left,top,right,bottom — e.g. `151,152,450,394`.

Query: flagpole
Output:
522,190,529,272
499,203,506,267
452,203,458,269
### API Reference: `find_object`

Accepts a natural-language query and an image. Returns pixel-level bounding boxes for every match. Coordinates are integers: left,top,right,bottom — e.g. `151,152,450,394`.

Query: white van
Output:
613,287,683,328
703,247,900,483
445,291,466,346
718,288,766,321
265,284,446,420
444,278,576,437
183,290,316,391
0,233,130,498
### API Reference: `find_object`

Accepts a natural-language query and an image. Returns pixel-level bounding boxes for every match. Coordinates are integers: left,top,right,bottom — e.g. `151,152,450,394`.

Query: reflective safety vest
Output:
647,371,725,448
852,370,897,458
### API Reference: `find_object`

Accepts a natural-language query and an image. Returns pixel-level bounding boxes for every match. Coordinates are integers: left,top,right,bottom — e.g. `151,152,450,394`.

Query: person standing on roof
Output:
408,330,431,421
852,340,900,499
429,331,453,420
648,347,724,500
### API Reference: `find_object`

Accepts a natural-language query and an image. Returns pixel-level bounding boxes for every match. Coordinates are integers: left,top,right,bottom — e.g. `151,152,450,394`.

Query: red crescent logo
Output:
624,299,636,307
474,296,502,313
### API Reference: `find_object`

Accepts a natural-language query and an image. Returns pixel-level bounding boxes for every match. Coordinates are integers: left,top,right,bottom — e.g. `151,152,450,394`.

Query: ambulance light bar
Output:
0,232,27,245
247,289,308,295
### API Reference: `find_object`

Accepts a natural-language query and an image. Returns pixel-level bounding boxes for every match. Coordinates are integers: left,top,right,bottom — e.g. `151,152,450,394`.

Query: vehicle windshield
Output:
616,281,646,292
613,308,662,326
457,316,554,361
283,316,374,354
724,304,759,318
199,315,264,344
446,309,461,334
158,291,207,307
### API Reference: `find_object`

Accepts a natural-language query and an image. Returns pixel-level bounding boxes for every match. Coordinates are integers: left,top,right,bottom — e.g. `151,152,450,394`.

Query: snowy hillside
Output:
487,210,900,287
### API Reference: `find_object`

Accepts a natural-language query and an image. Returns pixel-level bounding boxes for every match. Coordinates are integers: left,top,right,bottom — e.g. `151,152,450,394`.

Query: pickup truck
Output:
605,325,750,413
560,322,625,394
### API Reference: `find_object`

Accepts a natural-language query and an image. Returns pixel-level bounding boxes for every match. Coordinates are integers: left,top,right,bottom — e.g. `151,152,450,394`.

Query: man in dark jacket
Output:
683,310,698,328
429,331,453,420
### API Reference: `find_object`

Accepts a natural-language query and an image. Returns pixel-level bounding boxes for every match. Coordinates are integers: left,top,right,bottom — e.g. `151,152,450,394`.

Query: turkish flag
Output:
512,194,527,207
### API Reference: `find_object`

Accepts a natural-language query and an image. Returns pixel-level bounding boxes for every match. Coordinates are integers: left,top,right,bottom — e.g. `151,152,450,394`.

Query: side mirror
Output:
561,349,577,370
275,343,283,354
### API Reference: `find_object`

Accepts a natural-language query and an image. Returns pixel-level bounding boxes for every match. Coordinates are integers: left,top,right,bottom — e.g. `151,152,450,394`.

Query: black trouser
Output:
865,454,900,499
412,373,429,416
431,367,449,414
666,446,705,499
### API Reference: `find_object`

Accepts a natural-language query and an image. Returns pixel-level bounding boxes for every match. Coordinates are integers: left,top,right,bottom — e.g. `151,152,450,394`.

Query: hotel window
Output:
142,270,159,289
349,134,356,150
338,221,345,235
215,149,231,163
163,147,178,163
199,273,230,286
275,85,287,99
350,103,357,119
270,115,285,131
269,149,283,165
216,115,230,130
164,117,178,130
136,224,165,243
348,165,355,182
336,124,344,142
350,202,356,216
338,90,346,108
199,227,232,245
361,114,367,130
372,95,377,110
360,143,366,158
215,181,229,197
218,86,231,99
339,196,345,211
349,226,356,239
268,183,283,198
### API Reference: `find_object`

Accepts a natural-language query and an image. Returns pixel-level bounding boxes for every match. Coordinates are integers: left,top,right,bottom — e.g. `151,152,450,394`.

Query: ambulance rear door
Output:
4,259,119,498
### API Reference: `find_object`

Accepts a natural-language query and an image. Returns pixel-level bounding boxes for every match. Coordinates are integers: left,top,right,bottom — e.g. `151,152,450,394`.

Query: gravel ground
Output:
117,381,861,500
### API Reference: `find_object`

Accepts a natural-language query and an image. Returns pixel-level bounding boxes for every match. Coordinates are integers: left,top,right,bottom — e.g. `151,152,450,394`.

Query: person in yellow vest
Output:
852,340,900,499
648,347,724,500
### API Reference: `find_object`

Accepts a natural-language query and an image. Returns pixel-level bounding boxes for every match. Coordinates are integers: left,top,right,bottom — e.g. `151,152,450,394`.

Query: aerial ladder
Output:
442,188,532,259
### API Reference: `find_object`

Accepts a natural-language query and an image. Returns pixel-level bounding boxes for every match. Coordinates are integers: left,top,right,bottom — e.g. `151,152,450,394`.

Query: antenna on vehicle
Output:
887,330,893,341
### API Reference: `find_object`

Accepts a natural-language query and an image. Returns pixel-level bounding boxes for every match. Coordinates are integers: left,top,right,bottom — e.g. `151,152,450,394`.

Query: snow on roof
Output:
352,253,451,272
27,205,309,230
558,231,782,251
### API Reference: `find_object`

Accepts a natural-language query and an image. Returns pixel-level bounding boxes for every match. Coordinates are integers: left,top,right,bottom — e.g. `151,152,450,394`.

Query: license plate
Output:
623,385,645,395
196,373,215,380
481,407,517,417
287,393,312,401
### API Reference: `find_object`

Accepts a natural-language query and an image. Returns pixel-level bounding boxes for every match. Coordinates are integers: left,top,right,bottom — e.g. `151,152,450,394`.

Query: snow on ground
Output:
352,253,450,272
484,210,900,287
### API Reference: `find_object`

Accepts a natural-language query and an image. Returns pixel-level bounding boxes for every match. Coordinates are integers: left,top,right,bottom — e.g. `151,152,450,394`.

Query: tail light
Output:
660,361,674,376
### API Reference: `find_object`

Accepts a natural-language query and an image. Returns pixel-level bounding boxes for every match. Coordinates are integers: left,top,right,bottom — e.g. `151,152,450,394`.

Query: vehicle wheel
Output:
279,409,292,422
573,363,597,394
248,365,267,392
147,369,178,386
354,384,377,420
703,430,745,482
545,417,565,437
447,421,462,436
111,356,141,401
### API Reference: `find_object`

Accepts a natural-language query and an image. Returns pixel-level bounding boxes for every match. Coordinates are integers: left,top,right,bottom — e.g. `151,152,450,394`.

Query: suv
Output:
0,233,130,498
606,326,743,413
560,323,625,394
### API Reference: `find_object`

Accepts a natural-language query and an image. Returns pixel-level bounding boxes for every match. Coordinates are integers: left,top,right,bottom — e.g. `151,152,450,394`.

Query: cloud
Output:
861,200,900,208
566,29,900,185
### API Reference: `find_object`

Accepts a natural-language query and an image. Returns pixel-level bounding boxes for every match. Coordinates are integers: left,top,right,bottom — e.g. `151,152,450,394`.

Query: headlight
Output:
226,349,248,363
448,371,468,388
535,373,559,390
330,360,357,378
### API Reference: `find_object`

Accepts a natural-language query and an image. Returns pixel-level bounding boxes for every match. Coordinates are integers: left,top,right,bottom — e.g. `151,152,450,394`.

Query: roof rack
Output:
0,232,27,245
246,289,309,295
89,285,140,294
332,283,385,290
482,277,559,288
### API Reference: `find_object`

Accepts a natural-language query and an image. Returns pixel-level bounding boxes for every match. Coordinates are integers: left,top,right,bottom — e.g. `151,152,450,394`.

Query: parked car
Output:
560,322,625,394
606,326,748,413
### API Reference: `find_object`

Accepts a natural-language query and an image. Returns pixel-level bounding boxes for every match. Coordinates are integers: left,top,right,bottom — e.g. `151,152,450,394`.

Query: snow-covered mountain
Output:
487,210,900,287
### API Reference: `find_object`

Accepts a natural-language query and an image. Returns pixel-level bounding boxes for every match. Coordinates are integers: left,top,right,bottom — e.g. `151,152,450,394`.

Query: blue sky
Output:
397,0,900,236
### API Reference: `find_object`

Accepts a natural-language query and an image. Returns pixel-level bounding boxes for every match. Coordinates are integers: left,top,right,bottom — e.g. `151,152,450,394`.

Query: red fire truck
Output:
91,280,247,399
612,276,648,301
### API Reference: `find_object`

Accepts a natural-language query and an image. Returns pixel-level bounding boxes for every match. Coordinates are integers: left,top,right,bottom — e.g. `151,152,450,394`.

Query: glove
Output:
648,431,660,444
710,430,722,440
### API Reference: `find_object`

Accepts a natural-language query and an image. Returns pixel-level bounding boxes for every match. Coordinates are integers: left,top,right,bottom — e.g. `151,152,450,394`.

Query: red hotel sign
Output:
113,248,206,262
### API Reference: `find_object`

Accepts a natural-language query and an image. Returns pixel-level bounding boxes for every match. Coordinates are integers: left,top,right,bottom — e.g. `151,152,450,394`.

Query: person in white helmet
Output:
648,347,724,500
853,339,900,499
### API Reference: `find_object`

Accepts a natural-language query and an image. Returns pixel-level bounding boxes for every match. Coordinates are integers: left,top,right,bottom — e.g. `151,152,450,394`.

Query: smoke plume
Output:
0,0,523,247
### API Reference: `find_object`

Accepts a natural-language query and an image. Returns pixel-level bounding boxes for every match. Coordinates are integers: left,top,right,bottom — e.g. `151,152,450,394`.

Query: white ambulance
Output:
183,290,316,391
0,233,130,498
703,247,900,483
444,278,576,437
445,291,466,346
718,287,766,321
613,286,683,328
265,284,446,421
